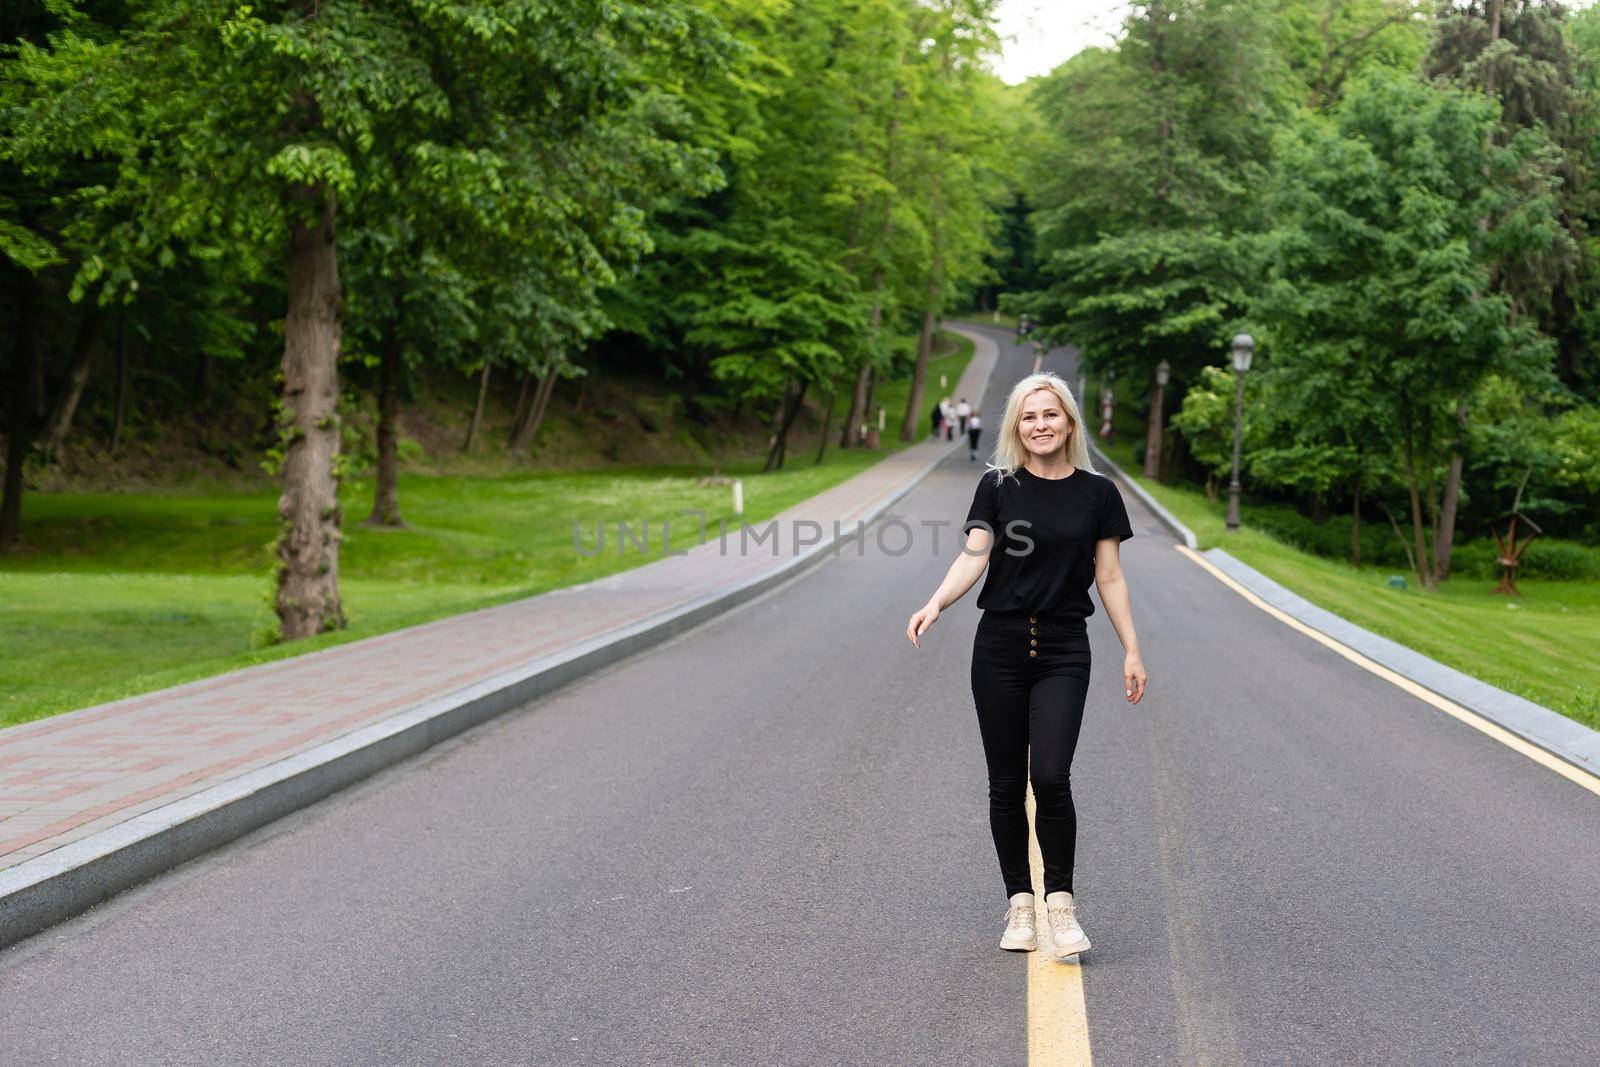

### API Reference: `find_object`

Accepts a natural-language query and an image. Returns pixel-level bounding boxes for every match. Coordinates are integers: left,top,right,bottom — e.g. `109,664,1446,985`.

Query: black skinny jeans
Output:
970,611,1092,898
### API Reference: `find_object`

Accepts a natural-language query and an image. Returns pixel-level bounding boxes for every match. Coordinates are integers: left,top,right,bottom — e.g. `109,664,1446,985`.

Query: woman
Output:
905,372,1146,961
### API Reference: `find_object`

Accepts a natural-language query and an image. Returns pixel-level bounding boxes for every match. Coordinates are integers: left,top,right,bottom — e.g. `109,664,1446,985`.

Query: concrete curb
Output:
1086,441,1198,549
0,337,997,952
1202,547,1600,781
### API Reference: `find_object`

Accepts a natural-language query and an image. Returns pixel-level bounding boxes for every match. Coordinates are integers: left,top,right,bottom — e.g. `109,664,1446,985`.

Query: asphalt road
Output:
3,326,1599,1066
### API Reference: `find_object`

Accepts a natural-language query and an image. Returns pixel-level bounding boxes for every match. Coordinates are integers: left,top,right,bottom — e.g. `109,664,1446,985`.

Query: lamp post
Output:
1225,333,1254,531
1143,359,1171,479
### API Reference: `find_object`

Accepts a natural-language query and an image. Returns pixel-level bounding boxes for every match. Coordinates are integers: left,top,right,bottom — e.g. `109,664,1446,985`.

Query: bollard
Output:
733,479,744,516
877,407,885,431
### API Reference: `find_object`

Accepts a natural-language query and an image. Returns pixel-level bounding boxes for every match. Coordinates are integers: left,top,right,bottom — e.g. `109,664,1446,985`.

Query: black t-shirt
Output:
962,466,1134,619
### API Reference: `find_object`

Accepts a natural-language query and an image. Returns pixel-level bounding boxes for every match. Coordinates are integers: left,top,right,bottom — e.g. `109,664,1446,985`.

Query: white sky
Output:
992,0,1129,84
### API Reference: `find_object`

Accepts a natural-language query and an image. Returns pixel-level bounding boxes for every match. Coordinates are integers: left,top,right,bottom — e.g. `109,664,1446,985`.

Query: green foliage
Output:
606,0,1011,437
1014,0,1597,577
1022,0,1289,390
1170,365,1272,484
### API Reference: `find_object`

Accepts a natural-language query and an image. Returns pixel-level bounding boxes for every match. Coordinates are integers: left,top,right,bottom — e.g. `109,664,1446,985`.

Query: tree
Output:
1426,0,1593,575
9,0,731,638
1257,70,1560,589
1023,0,1290,475
895,0,1006,442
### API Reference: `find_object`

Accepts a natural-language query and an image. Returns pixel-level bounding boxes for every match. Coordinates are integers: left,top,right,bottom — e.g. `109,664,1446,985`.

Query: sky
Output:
992,0,1129,84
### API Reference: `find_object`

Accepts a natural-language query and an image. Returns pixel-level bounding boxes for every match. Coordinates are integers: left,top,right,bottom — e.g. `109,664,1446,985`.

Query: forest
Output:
4,0,1599,649
1010,0,1600,591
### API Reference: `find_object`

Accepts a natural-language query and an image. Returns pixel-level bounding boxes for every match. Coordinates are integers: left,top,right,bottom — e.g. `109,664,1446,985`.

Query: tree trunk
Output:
365,328,404,527
1,274,40,550
815,385,838,465
1485,0,1503,96
507,371,534,447
1142,378,1164,479
38,304,103,464
764,379,809,472
1384,504,1418,577
274,186,348,639
763,383,791,473
510,366,555,454
464,359,491,452
1401,411,1435,591
845,77,902,447
900,299,938,444
1350,473,1362,568
1433,400,1468,582
899,154,944,442
779,380,807,468
110,312,129,455
862,366,877,434
841,361,871,448
522,365,557,450
1422,447,1440,565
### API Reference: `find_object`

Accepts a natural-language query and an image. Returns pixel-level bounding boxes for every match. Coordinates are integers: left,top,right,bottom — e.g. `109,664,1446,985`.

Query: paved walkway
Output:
0,337,996,871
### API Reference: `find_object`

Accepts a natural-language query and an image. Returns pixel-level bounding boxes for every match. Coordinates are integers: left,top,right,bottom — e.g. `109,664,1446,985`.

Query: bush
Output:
1519,539,1600,581
1240,503,1600,581
1243,503,1412,569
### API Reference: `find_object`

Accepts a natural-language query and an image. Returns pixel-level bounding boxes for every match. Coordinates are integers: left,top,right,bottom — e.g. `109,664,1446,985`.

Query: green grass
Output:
0,335,974,728
1096,438,1600,730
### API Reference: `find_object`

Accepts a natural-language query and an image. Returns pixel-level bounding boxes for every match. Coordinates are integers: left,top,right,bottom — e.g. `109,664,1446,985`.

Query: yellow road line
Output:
1025,785,1093,1065
1176,544,1600,799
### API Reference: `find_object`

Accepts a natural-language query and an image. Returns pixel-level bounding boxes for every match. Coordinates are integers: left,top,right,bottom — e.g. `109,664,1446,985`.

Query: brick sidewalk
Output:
0,334,997,872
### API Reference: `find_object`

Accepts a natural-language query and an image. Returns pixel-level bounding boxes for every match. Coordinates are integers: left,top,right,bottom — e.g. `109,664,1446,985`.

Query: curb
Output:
1199,547,1600,782
0,340,996,952
1085,441,1198,549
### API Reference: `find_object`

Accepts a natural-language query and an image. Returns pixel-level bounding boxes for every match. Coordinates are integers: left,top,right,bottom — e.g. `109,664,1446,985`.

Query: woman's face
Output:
1017,388,1072,459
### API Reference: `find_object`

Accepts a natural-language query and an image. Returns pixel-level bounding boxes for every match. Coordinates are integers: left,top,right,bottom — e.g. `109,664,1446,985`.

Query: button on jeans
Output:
970,611,1092,898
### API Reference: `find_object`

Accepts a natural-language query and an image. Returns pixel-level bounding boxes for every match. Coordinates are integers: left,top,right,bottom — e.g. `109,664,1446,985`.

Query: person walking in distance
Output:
966,410,983,461
938,396,955,441
955,397,972,434
905,372,1146,961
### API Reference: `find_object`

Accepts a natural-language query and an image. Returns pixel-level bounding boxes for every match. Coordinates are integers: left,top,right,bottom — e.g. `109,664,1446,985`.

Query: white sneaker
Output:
1000,892,1037,951
1045,891,1091,958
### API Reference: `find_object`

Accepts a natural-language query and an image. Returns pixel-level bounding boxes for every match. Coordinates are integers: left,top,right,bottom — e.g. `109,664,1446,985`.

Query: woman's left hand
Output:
1123,651,1147,705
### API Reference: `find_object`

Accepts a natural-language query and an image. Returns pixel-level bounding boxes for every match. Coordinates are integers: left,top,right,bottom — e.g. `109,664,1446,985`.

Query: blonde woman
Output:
906,372,1146,960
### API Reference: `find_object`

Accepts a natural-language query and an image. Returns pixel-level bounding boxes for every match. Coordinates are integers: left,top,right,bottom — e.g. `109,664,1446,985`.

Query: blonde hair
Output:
986,372,1096,482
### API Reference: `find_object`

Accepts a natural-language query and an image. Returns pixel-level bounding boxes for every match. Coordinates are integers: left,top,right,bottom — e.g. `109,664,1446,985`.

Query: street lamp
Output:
1143,359,1171,479
1225,333,1254,530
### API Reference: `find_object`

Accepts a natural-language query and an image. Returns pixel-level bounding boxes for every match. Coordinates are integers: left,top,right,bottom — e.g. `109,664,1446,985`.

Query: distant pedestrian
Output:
967,411,982,461
905,371,1145,965
955,398,972,434
939,397,954,441
930,405,941,440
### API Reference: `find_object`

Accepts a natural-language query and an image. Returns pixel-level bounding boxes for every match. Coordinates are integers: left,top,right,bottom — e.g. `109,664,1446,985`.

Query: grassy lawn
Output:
1096,438,1600,730
0,336,973,728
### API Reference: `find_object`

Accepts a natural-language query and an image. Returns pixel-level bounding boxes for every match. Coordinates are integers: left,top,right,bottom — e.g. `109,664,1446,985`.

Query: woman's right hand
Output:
906,602,940,648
